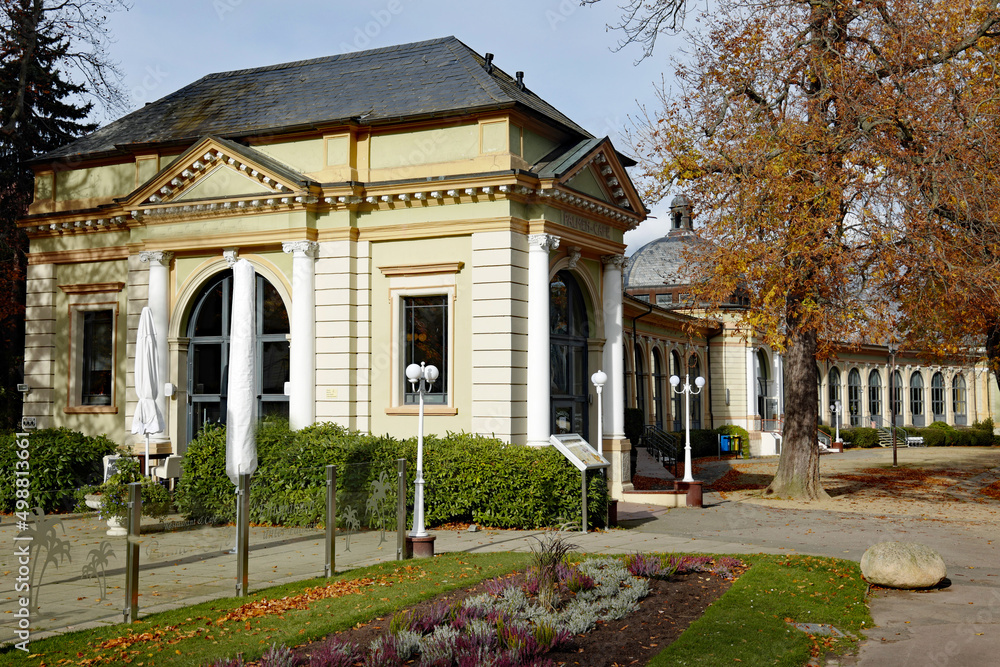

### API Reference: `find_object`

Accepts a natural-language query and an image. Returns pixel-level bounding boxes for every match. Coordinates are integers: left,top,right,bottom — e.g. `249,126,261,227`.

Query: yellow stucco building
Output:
19,37,1000,504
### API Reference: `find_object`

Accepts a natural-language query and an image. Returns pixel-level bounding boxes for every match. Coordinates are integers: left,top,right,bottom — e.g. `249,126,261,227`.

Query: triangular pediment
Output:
174,165,272,201
537,137,647,220
120,135,314,209
565,165,612,203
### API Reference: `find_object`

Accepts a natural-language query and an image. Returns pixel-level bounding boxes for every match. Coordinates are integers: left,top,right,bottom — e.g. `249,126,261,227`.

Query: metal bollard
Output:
124,481,141,623
325,465,337,577
397,459,408,560
236,474,250,597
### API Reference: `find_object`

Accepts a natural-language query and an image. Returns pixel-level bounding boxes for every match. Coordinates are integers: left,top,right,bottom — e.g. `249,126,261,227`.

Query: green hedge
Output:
176,421,608,530
0,428,118,513
839,427,880,448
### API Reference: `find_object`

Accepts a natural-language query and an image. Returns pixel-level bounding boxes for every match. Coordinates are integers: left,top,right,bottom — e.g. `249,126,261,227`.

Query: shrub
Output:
0,428,118,513
914,428,946,448
929,421,953,431
623,408,644,446
177,422,609,530
840,427,879,448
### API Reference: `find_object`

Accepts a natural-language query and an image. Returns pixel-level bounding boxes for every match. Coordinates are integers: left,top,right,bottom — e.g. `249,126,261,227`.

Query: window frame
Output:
930,372,946,422
65,301,119,414
909,372,924,423
386,280,457,415
867,369,882,421
952,374,968,424
847,368,862,426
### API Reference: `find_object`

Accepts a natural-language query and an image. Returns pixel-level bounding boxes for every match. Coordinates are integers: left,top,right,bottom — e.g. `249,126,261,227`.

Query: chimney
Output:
484,53,494,74
515,71,525,91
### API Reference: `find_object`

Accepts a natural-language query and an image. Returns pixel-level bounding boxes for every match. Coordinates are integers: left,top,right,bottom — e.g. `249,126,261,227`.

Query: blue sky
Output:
103,0,682,251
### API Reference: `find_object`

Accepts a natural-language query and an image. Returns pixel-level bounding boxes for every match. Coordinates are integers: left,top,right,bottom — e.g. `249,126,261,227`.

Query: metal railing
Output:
641,424,680,478
753,417,783,433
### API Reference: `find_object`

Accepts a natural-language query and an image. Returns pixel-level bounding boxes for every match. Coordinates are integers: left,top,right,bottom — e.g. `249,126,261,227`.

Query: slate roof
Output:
624,231,708,288
41,37,592,162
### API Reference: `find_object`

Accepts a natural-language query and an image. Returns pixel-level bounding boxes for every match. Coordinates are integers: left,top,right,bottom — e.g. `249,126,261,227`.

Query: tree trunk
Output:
764,320,829,500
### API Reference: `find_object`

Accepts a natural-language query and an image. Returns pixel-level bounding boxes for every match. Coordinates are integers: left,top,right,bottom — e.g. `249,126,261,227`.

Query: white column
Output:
601,254,627,440
283,241,318,430
747,347,757,429
527,234,559,446
139,251,173,442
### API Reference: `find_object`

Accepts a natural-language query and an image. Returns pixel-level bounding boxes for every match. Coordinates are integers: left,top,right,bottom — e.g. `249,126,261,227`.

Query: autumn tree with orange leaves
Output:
597,0,1000,498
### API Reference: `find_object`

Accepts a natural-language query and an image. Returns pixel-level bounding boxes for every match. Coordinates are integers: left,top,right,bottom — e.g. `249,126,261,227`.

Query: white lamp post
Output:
669,373,705,483
405,361,438,539
830,400,842,443
591,370,608,457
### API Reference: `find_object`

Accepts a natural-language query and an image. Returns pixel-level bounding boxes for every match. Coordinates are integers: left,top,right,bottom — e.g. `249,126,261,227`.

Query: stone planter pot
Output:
84,494,102,511
105,515,127,537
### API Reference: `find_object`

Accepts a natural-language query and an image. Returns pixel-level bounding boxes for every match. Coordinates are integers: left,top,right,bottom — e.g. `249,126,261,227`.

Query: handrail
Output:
642,425,680,478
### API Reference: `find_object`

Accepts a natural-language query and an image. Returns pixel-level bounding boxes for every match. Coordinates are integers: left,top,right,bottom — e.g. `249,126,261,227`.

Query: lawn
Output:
1,552,871,667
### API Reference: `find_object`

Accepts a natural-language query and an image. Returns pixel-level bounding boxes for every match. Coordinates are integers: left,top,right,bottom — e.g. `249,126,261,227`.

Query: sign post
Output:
549,434,610,533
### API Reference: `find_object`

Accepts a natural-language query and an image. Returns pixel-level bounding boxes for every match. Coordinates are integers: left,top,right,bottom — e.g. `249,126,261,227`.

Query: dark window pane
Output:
404,296,447,404
193,402,223,437
192,344,223,395
550,279,569,335
260,279,289,335
261,340,290,394
82,310,113,406
194,281,224,337
260,400,289,421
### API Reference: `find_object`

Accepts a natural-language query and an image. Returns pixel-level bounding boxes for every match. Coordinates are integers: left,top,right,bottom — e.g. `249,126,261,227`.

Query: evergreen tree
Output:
0,0,124,428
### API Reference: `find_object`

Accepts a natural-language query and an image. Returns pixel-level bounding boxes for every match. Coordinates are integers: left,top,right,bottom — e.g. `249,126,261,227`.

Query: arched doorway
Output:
186,270,290,442
550,270,589,435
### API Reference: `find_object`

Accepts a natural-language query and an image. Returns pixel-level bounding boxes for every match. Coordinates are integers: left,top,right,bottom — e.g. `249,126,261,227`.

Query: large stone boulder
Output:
860,542,947,589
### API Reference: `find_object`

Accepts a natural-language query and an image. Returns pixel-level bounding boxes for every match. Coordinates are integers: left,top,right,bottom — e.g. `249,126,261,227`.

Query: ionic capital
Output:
601,254,627,270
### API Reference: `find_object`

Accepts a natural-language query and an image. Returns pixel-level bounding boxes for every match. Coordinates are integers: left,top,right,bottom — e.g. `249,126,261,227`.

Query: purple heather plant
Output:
208,655,244,667
555,561,595,592
485,575,516,597
624,553,664,578
364,637,402,667
670,555,715,574
307,638,364,667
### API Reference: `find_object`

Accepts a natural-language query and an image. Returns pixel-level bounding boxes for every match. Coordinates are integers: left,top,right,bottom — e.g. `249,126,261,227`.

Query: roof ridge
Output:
201,36,459,82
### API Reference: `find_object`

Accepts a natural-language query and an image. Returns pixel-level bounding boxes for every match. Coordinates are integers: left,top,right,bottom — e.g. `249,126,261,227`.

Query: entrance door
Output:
186,271,290,442
550,270,589,437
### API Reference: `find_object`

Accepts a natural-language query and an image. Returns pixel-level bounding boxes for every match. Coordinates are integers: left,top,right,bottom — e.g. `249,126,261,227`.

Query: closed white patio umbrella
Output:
131,307,164,475
226,259,256,594
226,258,258,485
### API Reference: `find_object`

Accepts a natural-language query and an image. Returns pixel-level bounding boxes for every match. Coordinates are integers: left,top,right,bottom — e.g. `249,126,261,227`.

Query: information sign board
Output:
549,434,610,471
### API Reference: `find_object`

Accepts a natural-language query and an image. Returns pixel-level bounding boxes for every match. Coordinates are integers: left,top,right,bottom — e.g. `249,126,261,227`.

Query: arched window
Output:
756,349,769,420
952,375,968,425
891,370,903,426
828,367,841,414
550,270,589,435
689,354,702,430
186,270,290,442
652,348,665,429
848,369,862,426
634,345,647,420
867,369,882,424
930,372,945,422
670,350,683,431
910,372,924,426
816,366,823,425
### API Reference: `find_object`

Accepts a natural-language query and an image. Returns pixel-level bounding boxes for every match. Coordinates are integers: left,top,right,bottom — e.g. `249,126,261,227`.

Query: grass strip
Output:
1,552,529,667
649,553,872,666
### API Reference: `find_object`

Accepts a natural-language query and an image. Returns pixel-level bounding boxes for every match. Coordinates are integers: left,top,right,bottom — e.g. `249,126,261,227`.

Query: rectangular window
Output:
635,294,649,302
403,296,448,405
81,310,114,405
656,293,673,306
